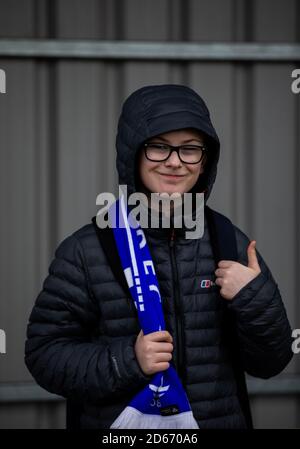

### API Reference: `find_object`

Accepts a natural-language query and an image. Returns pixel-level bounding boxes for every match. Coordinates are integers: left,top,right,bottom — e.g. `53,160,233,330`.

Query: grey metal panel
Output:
233,64,255,231
188,62,236,215
233,0,252,41
99,63,123,196
252,63,298,337
0,402,66,429
251,0,300,371
0,0,36,38
250,397,299,429
187,1,238,216
56,0,107,39
122,62,170,99
253,0,297,42
188,0,235,41
55,60,118,239
247,376,300,396
0,60,41,383
34,61,56,280
248,0,299,429
297,65,300,382
2,40,300,60
0,0,298,430
0,383,63,403
122,0,170,41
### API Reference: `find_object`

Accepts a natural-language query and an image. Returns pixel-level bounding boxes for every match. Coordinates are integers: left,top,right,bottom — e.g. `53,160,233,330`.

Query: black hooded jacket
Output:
25,85,293,429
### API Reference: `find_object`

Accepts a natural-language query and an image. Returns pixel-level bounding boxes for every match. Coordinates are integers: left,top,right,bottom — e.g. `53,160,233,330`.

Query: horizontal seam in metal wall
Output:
0,40,300,61
0,377,300,403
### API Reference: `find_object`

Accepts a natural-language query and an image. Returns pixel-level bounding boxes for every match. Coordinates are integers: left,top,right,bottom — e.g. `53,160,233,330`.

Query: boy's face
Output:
138,128,205,196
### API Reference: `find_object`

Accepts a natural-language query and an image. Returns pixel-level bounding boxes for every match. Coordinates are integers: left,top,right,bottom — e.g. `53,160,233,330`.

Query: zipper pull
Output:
169,228,176,247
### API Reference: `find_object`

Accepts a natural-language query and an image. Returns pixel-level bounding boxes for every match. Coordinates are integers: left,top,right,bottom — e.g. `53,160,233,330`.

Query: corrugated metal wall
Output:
0,0,299,428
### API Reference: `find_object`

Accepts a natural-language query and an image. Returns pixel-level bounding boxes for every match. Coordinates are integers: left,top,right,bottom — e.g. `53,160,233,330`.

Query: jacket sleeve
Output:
226,226,294,379
25,234,152,404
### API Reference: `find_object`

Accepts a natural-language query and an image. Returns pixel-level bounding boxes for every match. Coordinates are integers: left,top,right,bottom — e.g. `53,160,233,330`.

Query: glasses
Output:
144,142,206,164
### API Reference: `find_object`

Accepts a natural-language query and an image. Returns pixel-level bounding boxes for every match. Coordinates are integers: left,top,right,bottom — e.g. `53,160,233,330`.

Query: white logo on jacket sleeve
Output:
200,279,216,288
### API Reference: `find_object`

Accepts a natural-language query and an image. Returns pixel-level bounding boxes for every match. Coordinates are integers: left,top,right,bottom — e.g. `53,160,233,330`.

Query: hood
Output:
116,84,220,203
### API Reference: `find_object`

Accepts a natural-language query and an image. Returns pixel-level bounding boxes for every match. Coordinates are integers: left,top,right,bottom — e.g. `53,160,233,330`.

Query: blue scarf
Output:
109,195,199,429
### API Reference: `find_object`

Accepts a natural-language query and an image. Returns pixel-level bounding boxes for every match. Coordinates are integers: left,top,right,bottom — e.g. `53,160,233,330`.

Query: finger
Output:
146,331,173,343
218,260,235,268
215,277,223,287
155,352,173,363
154,362,170,372
247,240,260,271
215,268,227,277
153,342,173,353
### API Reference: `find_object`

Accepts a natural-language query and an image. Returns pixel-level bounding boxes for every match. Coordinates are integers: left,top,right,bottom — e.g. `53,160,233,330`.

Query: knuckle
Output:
145,350,152,360
146,342,153,352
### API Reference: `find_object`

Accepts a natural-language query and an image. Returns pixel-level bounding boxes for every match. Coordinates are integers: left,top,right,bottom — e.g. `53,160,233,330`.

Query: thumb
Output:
137,329,144,339
247,240,260,272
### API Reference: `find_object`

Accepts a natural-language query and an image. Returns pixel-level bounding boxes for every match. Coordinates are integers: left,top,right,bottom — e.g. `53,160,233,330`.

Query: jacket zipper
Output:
169,228,185,385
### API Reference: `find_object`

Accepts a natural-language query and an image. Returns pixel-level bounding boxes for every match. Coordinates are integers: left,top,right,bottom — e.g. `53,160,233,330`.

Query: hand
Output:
134,330,173,376
214,240,261,301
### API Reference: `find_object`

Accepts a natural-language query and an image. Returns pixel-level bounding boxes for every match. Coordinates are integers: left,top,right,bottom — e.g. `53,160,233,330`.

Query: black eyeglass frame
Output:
143,142,206,164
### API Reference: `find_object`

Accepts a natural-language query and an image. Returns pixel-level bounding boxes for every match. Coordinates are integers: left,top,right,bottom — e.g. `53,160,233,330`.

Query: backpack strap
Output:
205,205,253,429
91,216,131,298
205,205,238,261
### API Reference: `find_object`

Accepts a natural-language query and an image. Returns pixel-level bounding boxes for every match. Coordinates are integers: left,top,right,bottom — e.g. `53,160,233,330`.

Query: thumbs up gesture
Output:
215,240,261,301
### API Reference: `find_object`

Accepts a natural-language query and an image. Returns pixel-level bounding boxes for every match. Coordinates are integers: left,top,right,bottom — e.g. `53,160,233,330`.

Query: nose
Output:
164,150,182,167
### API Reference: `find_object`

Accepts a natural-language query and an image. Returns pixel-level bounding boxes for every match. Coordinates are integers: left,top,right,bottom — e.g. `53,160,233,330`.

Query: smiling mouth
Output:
159,173,185,178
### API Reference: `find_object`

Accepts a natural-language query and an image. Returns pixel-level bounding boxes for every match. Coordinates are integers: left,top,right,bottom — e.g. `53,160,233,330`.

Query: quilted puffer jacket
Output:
25,84,293,429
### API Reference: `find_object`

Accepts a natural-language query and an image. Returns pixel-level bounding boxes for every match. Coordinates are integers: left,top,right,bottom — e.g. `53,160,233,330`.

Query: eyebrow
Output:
150,136,204,144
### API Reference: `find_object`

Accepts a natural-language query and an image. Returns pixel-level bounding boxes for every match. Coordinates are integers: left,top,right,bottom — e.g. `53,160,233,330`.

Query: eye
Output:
148,143,169,150
181,145,203,151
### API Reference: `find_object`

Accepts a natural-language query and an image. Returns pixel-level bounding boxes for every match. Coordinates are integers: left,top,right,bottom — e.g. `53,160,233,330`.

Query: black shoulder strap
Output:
205,205,253,429
91,216,131,298
205,205,238,261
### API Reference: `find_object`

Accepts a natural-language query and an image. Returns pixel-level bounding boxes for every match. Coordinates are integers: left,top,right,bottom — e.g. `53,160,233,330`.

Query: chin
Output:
162,187,185,196
150,180,187,195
